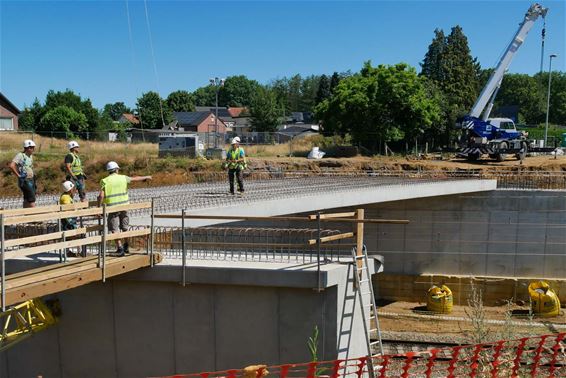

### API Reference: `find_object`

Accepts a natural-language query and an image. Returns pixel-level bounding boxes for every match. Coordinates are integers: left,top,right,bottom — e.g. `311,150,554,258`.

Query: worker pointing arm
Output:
98,161,151,256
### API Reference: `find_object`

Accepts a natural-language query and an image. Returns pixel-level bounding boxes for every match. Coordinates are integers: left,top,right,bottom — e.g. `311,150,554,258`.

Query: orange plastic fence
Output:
158,333,565,378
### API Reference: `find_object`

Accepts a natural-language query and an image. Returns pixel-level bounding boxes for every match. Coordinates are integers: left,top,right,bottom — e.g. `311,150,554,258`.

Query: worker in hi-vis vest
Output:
97,161,152,256
60,180,80,257
224,136,247,195
64,141,87,202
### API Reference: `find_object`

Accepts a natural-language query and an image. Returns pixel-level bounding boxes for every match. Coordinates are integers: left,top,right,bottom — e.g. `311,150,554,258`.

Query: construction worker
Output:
98,161,152,256
225,136,247,195
60,180,80,257
64,141,87,202
8,139,37,208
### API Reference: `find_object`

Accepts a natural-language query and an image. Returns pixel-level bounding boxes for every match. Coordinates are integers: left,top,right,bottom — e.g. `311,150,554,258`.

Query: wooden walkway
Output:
1,201,158,309
4,253,161,307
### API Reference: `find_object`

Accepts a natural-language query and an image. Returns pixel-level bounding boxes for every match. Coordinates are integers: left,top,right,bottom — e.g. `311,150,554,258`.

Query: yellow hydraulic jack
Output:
0,298,58,351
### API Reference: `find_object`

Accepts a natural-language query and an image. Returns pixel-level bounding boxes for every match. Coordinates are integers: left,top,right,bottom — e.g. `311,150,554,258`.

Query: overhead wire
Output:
143,0,166,128
124,0,146,141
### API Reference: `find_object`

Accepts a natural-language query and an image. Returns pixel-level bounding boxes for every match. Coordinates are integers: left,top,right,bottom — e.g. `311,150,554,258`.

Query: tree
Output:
38,105,88,138
420,29,446,82
250,87,283,132
493,73,545,124
420,26,480,143
299,75,321,111
219,75,261,107
329,72,341,94
18,99,43,131
166,90,195,112
442,26,479,112
315,61,442,150
102,102,131,121
315,74,331,105
192,86,216,106
44,90,99,133
136,91,173,129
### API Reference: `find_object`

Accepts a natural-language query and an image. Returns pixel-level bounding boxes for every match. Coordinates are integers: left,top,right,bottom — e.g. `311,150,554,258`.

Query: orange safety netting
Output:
158,333,565,378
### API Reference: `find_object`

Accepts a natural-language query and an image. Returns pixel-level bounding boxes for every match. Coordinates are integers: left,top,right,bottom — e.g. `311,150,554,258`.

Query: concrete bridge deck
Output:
0,175,497,226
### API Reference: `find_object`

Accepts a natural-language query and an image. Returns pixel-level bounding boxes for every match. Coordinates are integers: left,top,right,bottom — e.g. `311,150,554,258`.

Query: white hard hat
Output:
106,161,120,171
231,136,241,144
68,141,79,150
23,139,36,148
62,181,75,192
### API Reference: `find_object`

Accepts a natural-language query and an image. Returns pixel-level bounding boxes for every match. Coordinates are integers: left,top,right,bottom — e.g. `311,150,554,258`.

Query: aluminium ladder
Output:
351,245,383,376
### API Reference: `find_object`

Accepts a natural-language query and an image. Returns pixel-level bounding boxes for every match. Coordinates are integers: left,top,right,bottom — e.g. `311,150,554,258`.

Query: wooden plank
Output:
4,256,101,280
356,209,364,271
5,255,153,306
4,225,102,248
308,232,354,245
156,214,409,224
105,202,151,214
6,260,106,289
106,228,150,241
5,207,103,226
59,202,90,212
0,205,61,217
0,202,89,217
308,212,356,220
6,235,102,259
6,228,150,259
4,202,150,225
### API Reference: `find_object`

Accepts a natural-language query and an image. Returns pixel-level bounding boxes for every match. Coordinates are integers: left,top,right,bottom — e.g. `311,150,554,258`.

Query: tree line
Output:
18,25,566,149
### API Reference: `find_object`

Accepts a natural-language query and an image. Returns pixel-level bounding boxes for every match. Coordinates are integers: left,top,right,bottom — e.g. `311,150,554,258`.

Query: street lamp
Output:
209,77,225,149
544,54,557,147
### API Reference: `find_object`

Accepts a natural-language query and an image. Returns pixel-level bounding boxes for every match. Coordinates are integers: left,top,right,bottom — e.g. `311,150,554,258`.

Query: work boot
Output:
116,246,125,257
124,242,130,254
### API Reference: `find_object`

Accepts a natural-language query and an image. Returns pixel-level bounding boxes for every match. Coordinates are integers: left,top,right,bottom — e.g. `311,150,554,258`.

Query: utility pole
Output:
209,77,225,149
544,54,557,147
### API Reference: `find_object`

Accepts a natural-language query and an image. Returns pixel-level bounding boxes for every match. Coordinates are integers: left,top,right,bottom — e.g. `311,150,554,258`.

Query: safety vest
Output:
59,193,77,229
226,147,247,170
67,153,83,176
101,174,129,206
59,193,73,205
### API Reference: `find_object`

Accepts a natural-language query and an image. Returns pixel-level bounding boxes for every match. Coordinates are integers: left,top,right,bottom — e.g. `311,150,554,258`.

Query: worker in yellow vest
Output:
225,136,247,195
98,161,152,256
64,141,87,202
60,180,80,257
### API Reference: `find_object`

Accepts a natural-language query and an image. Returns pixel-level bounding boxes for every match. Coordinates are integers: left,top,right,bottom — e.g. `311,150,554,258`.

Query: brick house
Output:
172,111,227,133
118,113,140,125
0,92,20,130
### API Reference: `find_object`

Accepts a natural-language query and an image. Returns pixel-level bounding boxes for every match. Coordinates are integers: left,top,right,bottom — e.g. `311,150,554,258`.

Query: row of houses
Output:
118,106,320,144
0,92,320,143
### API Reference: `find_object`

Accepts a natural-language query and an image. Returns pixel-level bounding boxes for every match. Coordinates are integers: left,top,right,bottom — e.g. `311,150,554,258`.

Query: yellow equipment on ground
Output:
427,284,453,314
528,281,561,317
0,298,57,351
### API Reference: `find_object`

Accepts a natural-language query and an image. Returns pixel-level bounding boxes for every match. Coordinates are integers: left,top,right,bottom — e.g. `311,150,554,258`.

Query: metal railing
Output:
132,225,352,263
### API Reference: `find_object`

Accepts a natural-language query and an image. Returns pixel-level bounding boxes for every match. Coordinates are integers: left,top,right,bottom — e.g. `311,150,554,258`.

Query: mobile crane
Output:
456,3,549,161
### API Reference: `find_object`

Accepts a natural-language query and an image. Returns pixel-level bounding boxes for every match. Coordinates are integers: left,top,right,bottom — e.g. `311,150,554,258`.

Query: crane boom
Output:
469,3,548,119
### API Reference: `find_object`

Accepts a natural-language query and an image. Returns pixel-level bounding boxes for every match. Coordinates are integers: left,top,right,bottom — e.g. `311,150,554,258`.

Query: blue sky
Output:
0,0,564,109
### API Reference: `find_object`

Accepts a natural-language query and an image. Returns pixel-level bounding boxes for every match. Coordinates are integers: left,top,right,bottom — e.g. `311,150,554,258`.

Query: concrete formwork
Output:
363,190,566,279
0,259,379,377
